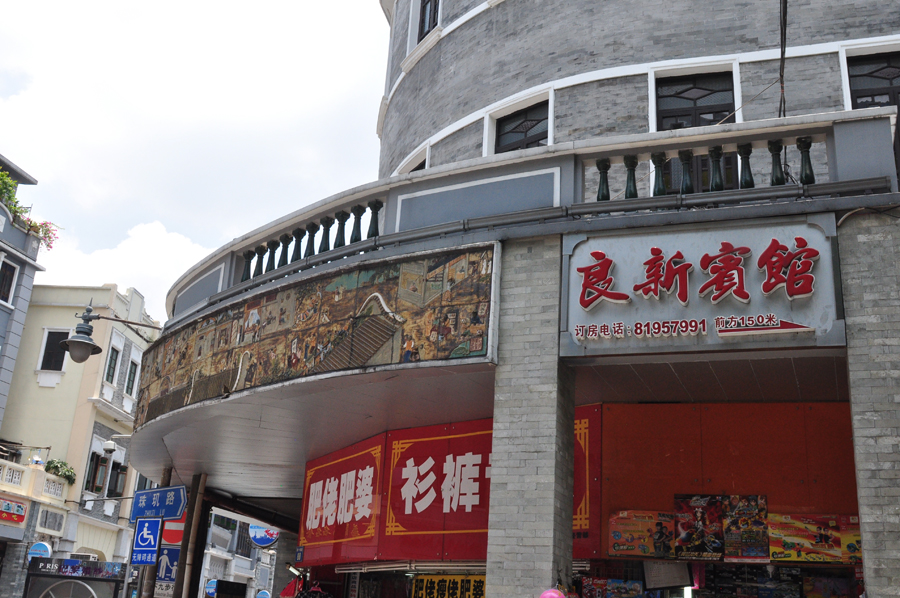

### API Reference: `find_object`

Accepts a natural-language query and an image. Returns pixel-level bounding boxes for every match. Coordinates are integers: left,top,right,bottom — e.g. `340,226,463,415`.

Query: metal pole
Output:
173,473,206,598
140,467,172,598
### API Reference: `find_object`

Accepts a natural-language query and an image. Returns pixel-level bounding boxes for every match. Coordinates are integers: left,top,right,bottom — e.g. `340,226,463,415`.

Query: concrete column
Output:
486,236,575,598
838,214,900,598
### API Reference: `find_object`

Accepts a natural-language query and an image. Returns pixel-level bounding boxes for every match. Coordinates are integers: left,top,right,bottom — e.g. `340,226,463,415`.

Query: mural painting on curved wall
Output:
135,245,496,427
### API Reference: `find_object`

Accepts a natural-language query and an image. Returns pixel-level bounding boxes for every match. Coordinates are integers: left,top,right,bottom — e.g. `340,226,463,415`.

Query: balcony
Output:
0,461,71,507
165,106,897,327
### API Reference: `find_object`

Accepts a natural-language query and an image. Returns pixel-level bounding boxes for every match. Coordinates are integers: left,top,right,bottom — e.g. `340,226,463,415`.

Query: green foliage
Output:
0,169,60,250
44,459,77,485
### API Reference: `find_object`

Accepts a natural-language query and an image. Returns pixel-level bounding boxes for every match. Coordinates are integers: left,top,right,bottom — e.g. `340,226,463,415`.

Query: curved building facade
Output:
132,2,900,597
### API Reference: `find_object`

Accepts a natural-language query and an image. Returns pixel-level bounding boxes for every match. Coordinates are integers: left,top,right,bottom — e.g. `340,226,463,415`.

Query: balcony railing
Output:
0,461,71,506
166,106,898,327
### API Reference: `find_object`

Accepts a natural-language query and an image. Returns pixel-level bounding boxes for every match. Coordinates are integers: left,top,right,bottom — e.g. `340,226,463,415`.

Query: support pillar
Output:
838,214,900,598
141,467,172,598
173,473,207,598
486,237,574,598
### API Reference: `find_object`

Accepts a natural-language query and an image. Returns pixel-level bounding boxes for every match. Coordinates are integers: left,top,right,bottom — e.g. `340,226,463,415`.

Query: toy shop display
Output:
673,495,725,561
768,514,842,563
608,511,675,559
723,495,769,563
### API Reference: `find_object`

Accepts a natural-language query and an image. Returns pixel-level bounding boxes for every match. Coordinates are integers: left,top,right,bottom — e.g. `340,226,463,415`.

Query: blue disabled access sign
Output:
131,518,162,566
130,486,187,523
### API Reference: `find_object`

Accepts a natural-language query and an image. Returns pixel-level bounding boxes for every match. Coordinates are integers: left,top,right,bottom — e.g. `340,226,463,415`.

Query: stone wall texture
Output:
838,213,900,597
487,236,575,597
379,0,900,176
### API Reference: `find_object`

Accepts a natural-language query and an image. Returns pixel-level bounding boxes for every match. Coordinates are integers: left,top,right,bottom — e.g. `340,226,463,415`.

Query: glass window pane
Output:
696,90,734,106
657,96,694,109
105,348,119,384
0,262,15,303
41,331,69,371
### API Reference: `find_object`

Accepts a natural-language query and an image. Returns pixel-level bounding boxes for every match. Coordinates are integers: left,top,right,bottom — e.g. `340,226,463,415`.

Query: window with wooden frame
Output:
848,52,900,176
106,462,127,498
495,102,550,154
656,72,738,193
104,347,119,385
418,0,440,42
84,452,109,494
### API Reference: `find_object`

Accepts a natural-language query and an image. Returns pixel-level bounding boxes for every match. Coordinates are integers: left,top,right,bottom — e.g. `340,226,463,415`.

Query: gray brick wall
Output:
444,0,482,24
838,212,900,598
429,121,483,167
487,236,574,598
386,0,410,96
741,55,844,184
0,263,36,427
379,0,900,176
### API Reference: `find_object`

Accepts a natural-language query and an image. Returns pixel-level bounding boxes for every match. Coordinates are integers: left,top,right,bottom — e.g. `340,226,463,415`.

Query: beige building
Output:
0,284,157,588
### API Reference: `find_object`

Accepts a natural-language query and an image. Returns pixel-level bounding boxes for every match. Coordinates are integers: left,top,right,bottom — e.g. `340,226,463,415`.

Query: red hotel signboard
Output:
300,434,385,564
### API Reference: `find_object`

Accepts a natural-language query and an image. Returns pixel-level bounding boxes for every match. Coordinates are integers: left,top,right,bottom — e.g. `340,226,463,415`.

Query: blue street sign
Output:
27,542,52,563
248,525,279,548
295,546,304,563
155,547,180,583
130,486,187,523
205,580,217,597
257,591,271,598
131,518,162,566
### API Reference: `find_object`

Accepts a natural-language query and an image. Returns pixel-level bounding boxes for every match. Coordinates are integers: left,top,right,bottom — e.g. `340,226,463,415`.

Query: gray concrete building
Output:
131,2,900,597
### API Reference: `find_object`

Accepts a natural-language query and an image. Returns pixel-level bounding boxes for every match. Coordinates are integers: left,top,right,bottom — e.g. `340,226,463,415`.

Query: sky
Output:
0,2,390,321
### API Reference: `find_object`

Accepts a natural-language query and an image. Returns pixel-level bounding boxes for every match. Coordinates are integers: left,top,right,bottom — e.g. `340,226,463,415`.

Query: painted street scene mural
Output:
136,246,495,426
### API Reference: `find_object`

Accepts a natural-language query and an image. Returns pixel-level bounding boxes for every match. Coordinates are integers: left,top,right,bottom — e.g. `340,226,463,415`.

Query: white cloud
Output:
34,222,214,322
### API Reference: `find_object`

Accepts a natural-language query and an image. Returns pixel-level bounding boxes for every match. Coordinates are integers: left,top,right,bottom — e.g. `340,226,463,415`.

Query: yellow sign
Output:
411,575,485,598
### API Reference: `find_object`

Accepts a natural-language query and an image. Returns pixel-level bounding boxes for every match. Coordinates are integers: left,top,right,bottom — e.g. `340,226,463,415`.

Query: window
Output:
0,261,17,305
418,0,439,42
84,453,109,494
656,72,737,193
495,102,549,154
107,462,127,498
40,331,70,371
848,52,900,175
125,361,138,396
135,473,156,492
105,347,119,385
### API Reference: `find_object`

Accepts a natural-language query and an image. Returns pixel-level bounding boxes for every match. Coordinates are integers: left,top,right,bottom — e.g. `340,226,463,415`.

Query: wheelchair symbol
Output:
137,523,156,547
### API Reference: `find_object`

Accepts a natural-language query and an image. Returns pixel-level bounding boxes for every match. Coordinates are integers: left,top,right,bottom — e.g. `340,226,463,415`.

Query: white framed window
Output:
0,256,18,308
647,60,742,133
104,329,126,388
396,145,430,175
35,327,73,388
408,0,441,53
484,89,554,157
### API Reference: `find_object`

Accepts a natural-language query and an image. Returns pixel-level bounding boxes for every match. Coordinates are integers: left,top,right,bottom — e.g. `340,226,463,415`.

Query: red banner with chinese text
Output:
299,433,386,565
378,419,492,561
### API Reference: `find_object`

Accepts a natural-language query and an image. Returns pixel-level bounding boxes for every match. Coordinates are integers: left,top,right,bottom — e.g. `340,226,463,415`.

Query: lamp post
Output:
60,305,162,363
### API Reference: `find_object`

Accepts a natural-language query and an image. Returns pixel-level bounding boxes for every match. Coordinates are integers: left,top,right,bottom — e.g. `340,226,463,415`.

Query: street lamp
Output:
60,304,162,364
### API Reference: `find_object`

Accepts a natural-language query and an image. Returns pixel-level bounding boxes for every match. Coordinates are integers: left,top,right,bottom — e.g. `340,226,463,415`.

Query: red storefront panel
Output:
299,433,386,565
804,403,858,514
378,419,492,561
701,403,811,510
602,404,704,557
573,404,603,559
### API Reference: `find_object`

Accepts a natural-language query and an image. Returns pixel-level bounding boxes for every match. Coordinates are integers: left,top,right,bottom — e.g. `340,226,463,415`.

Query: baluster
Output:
768,140,786,186
334,211,349,249
290,228,306,263
252,245,266,278
277,234,291,269
708,146,724,192
595,159,611,201
304,222,320,259
350,205,366,244
678,150,694,195
737,144,755,189
650,153,667,197
797,137,815,185
318,216,335,254
241,250,254,283
265,240,279,273
623,155,638,199
367,200,383,238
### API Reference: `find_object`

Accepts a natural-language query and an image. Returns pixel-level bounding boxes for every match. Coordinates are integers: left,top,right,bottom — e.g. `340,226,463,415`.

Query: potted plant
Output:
44,459,77,485
0,169,60,250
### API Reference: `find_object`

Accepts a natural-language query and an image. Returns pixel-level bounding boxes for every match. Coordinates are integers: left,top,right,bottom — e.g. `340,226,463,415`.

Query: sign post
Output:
130,519,162,566
130,486,188,523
